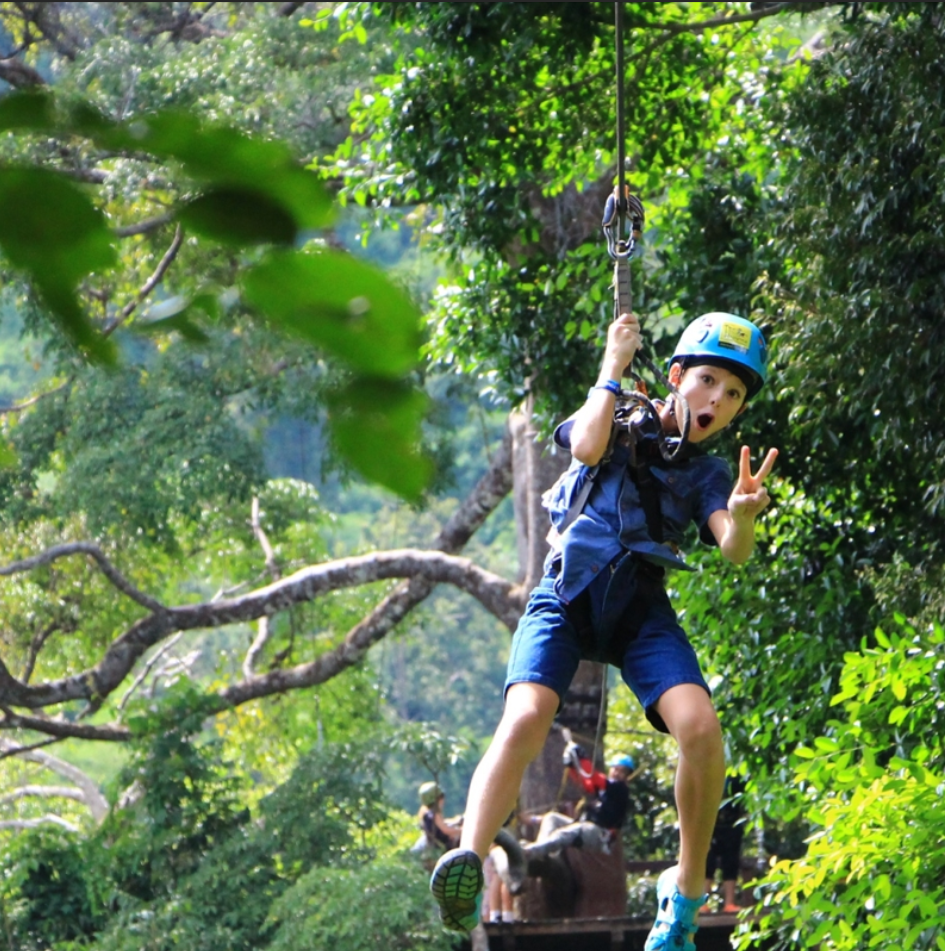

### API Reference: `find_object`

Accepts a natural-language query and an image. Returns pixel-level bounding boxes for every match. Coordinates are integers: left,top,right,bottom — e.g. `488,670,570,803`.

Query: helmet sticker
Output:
718,320,751,353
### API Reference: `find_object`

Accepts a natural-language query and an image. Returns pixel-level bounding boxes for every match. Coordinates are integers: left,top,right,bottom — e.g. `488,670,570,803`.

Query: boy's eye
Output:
728,388,743,400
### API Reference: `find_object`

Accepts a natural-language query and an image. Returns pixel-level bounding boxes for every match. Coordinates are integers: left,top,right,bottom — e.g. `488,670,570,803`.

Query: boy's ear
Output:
668,362,683,386
735,402,749,417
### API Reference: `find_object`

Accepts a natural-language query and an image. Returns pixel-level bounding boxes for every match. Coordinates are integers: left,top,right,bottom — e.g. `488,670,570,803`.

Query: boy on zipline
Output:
431,310,777,951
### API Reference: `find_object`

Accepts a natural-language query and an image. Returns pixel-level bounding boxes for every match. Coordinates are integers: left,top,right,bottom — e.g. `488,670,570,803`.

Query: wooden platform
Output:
479,912,746,951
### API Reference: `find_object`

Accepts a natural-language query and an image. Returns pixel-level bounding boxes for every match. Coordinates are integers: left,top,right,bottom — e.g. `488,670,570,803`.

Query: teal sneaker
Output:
430,848,484,932
644,865,706,951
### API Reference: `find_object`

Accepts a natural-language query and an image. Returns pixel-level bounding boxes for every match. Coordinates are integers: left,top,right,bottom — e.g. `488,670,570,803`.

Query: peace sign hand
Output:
728,446,778,523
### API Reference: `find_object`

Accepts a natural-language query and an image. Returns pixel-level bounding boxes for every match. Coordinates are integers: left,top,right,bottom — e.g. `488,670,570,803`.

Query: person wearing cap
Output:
431,311,777,951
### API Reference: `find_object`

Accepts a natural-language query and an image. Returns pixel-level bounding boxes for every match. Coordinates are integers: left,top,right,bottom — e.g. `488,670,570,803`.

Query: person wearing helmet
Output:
415,781,460,860
431,311,777,947
520,746,641,865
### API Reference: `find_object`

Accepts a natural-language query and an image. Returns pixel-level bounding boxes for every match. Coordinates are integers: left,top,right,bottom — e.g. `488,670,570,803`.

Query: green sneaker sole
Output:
430,849,484,932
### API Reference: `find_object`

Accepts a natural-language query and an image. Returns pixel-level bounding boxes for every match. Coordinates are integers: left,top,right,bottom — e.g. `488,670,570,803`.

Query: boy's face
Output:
609,764,631,783
668,362,748,443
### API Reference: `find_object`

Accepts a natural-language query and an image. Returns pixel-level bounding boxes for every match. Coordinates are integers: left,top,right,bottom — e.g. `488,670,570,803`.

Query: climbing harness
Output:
600,1,690,466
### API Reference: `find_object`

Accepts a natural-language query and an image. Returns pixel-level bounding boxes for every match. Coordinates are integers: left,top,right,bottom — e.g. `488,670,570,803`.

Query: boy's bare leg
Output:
654,683,726,900
460,681,560,858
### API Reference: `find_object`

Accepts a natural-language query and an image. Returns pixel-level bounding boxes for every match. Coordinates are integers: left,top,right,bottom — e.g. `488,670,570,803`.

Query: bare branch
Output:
0,56,45,87
117,632,184,713
0,784,88,805
250,496,281,582
0,737,61,761
0,378,73,416
0,738,105,819
104,223,184,335
244,496,283,678
0,815,78,832
114,213,175,238
0,542,165,612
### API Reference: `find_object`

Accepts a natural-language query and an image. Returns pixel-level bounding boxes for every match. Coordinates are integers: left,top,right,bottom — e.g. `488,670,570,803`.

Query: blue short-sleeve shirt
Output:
543,417,733,602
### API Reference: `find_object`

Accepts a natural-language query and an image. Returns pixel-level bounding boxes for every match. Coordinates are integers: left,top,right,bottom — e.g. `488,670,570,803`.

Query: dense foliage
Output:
2,3,945,950
0,695,452,951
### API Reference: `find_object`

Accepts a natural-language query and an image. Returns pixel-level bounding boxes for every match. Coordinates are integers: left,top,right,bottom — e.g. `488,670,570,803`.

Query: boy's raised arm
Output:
569,312,642,465
711,445,779,564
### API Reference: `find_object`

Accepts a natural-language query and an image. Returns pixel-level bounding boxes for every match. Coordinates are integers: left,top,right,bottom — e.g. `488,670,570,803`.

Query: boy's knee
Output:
494,685,558,758
495,707,552,759
657,685,723,751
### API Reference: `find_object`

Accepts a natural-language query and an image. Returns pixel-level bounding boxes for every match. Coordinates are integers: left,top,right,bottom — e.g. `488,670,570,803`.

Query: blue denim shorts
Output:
504,556,709,733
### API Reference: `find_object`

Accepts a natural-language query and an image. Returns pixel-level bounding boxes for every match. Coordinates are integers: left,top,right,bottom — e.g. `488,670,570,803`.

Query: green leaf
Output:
326,377,432,500
0,167,116,363
0,168,115,284
0,89,57,132
242,249,422,378
104,110,334,231
178,188,297,247
136,313,210,343
0,440,17,468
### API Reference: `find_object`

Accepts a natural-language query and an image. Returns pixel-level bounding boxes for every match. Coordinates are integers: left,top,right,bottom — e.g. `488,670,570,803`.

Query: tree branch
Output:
117,632,183,713
0,378,72,416
220,425,519,709
0,815,78,832
0,737,61,760
0,547,521,719
13,2,82,60
0,542,165,612
0,709,130,742
630,2,835,35
0,55,45,87
0,784,88,805
243,496,283,678
114,212,175,238
103,223,184,335
0,428,519,739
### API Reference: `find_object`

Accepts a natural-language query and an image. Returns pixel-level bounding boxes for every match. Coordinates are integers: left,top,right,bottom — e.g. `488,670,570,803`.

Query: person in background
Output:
703,774,747,913
523,747,638,860
413,781,460,862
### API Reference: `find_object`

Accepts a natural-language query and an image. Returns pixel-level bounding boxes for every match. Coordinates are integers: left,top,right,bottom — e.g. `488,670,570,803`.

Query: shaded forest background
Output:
0,3,944,951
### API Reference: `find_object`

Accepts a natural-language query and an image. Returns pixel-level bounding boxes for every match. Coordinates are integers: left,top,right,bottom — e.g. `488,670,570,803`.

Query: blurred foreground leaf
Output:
242,249,423,378
0,166,116,363
327,378,432,501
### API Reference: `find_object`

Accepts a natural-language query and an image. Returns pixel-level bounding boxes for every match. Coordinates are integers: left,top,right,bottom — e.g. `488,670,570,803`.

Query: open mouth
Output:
697,412,714,430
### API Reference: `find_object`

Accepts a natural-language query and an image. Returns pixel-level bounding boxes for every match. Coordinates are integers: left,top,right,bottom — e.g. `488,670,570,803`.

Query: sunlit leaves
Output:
735,620,945,951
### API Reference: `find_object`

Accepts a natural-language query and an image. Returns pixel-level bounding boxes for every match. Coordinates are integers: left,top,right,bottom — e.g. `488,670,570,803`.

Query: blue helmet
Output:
610,753,636,771
669,313,769,399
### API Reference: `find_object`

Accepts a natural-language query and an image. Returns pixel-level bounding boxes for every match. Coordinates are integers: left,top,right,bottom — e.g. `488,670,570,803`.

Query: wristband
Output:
592,379,621,397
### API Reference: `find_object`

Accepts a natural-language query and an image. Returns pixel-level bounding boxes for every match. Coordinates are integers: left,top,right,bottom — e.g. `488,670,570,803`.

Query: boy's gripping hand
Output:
728,446,778,522
600,312,643,381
